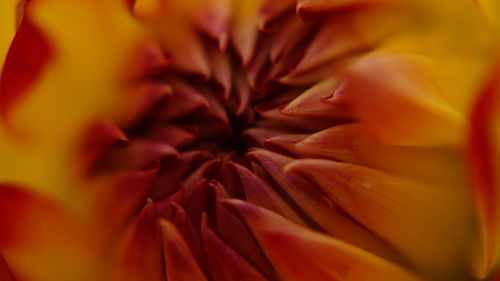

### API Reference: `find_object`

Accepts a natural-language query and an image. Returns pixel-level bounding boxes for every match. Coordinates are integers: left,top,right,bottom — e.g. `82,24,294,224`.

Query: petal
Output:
269,15,315,65
161,219,208,281
280,78,352,119
293,9,393,74
78,120,129,173
147,124,198,148
156,24,210,78
296,0,390,20
0,254,16,281
248,150,405,263
149,151,210,200
209,182,276,279
257,0,296,30
97,140,178,172
467,61,500,278
91,167,159,232
0,15,53,117
113,200,164,281
0,0,151,203
228,161,305,225
0,0,18,70
157,78,209,120
194,0,230,50
285,158,474,279
227,200,423,281
345,53,464,146
207,44,232,99
0,185,102,281
230,0,264,66
201,215,269,281
294,123,468,184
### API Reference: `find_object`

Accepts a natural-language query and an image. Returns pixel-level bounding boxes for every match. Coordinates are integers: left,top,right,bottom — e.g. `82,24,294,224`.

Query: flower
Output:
0,0,498,281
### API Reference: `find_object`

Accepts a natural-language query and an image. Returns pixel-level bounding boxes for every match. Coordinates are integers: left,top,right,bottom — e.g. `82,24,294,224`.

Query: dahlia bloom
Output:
0,0,499,281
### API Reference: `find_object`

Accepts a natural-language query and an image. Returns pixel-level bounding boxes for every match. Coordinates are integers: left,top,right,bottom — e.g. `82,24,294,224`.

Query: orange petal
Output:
294,123,467,184
292,18,366,74
113,200,164,281
280,78,352,119
345,53,464,146
262,134,310,157
230,0,264,66
248,150,404,263
255,104,335,131
158,25,210,78
296,0,389,19
284,158,474,279
0,185,102,281
227,200,423,281
161,219,208,281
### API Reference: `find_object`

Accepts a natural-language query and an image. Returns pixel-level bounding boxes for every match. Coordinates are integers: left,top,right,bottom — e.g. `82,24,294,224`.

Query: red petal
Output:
209,182,276,279
0,254,16,281
78,120,129,173
257,0,296,31
0,17,53,118
149,151,210,200
97,140,178,171
228,161,305,225
156,79,209,120
467,61,500,278
201,215,269,281
91,167,158,232
113,200,165,281
161,219,208,281
195,0,230,50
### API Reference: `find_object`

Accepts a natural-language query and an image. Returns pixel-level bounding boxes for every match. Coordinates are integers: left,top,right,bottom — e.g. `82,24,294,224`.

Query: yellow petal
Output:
0,0,17,70
230,0,264,66
284,158,474,279
345,53,464,146
0,0,151,207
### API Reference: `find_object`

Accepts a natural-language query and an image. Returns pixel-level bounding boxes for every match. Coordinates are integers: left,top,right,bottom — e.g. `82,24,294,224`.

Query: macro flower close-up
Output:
0,0,499,281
